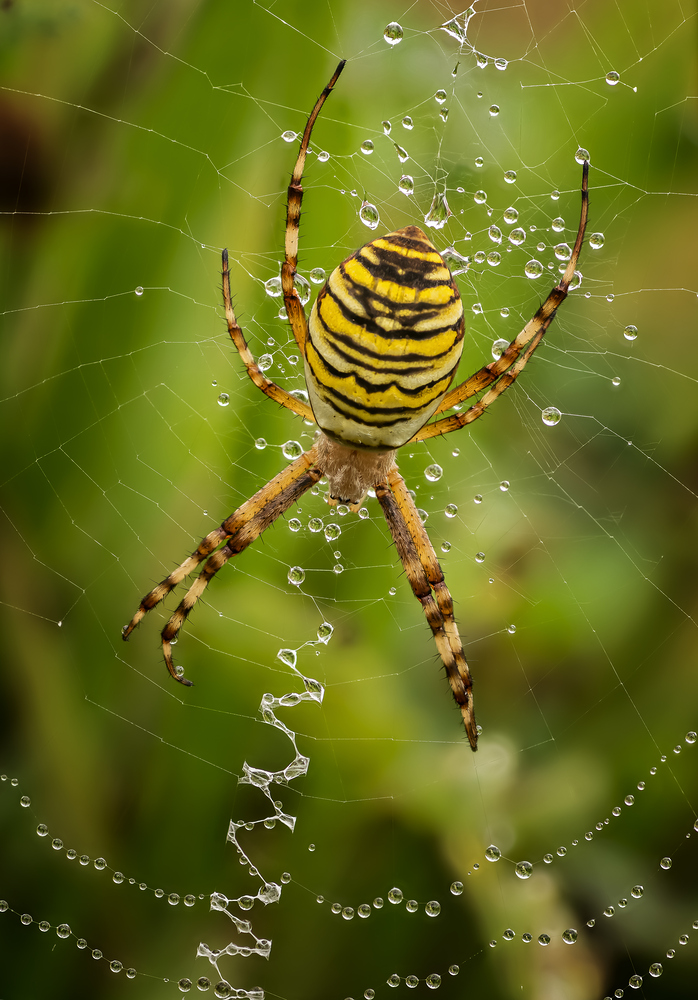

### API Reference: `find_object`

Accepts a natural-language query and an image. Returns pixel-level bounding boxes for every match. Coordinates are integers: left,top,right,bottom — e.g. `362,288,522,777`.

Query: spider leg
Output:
375,467,477,750
414,160,589,440
123,445,323,684
282,59,346,354
222,249,314,420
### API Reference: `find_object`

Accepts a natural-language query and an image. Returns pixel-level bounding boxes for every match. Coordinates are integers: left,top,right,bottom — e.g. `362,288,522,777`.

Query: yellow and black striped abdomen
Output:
304,226,464,449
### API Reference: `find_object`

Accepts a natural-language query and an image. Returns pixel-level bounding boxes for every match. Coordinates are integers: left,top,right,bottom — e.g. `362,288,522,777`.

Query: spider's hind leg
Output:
375,467,477,750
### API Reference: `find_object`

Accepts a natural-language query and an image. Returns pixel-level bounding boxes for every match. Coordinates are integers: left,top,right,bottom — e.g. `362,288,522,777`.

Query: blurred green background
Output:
1,0,698,997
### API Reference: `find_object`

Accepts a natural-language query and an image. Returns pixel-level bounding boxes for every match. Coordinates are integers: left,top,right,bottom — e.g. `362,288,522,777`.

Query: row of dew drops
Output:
2,725,695,995
323,731,698,998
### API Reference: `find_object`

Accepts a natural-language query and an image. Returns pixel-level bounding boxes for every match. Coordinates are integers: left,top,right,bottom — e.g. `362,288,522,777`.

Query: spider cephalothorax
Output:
123,60,589,751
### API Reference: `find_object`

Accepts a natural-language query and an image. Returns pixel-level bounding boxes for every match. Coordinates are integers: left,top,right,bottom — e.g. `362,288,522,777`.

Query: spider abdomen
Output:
305,226,464,449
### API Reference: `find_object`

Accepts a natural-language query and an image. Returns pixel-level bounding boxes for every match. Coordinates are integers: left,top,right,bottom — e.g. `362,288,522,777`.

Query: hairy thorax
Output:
316,433,396,507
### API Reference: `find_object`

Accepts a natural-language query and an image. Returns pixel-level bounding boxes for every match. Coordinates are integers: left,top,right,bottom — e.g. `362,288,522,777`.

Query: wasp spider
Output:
123,60,589,750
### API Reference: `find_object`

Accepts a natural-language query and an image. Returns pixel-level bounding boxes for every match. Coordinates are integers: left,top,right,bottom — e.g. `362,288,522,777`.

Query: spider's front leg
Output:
375,468,478,750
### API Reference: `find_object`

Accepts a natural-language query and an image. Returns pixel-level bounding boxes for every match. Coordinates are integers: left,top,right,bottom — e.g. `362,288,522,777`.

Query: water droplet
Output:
384,21,403,45
434,89,447,104
112,871,124,883
611,376,621,387
94,858,107,870
406,899,418,913
317,150,330,162
258,353,273,371
687,731,697,743
515,861,532,879
439,108,449,122
474,190,487,205
405,975,419,989
134,286,144,296
660,857,672,870
424,191,452,228
557,846,567,856
500,480,510,491
281,130,297,143
359,201,380,230
324,522,341,541
474,494,483,504
475,156,484,168
288,566,305,586
628,975,642,989
342,906,354,920
562,928,578,944
442,246,469,275
489,105,500,117
387,974,401,988
425,973,441,989
542,406,562,426
441,541,451,553
444,503,458,518
604,906,615,917
448,965,459,976
360,139,374,155
485,845,501,862
402,116,414,130
475,552,485,564
524,259,544,279
288,518,302,533
425,463,443,482
398,174,414,196
358,903,371,918
373,897,384,909
649,963,663,977
491,338,509,360
425,900,441,917
450,881,463,895
309,267,326,284
217,392,230,407
264,278,283,299
382,120,392,135
282,439,303,459
538,933,550,946
509,227,525,245
317,622,333,643
589,232,605,249
606,70,621,86
388,887,404,904
543,853,553,864
487,251,501,266
488,225,503,244
554,242,572,261
56,923,71,939
503,170,516,184
503,207,518,225
575,147,590,164
623,324,638,341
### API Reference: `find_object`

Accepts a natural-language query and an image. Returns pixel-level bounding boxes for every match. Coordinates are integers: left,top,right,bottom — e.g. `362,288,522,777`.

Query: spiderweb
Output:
1,0,698,997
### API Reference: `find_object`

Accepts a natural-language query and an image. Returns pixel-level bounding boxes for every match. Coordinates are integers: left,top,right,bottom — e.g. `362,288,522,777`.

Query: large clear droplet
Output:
383,22,403,44
359,201,380,230
424,191,452,229
542,406,562,426
606,70,621,86
515,861,533,879
575,147,590,164
398,174,414,195
589,232,605,249
524,259,544,279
